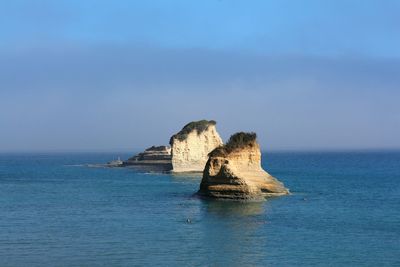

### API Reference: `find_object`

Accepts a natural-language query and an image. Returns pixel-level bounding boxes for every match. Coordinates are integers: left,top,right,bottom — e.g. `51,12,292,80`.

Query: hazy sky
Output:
1,0,399,152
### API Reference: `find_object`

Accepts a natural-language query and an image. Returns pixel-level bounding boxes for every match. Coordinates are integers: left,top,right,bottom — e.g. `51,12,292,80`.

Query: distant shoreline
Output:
1,149,400,155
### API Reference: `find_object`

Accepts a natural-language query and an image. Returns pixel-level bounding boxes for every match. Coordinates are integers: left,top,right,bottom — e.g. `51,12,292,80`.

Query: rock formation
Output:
127,146,171,161
199,132,289,200
169,120,223,172
106,157,123,167
123,145,172,172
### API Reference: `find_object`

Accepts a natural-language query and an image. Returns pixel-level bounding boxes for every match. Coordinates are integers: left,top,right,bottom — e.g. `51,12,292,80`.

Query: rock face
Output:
127,146,171,161
123,146,172,172
169,120,223,172
199,132,289,200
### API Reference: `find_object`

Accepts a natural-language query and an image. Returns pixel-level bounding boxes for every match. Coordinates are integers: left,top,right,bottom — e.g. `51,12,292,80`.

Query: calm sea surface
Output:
0,152,399,266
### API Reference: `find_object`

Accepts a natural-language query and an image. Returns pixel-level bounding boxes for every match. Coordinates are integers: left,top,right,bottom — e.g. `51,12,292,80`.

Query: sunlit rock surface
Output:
170,120,223,172
199,132,289,200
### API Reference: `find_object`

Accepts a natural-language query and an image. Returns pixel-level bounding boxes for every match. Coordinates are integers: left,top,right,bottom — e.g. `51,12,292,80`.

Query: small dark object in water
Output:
186,218,192,224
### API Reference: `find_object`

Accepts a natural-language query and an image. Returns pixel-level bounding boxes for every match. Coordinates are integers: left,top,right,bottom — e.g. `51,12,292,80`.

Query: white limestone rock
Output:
169,120,223,172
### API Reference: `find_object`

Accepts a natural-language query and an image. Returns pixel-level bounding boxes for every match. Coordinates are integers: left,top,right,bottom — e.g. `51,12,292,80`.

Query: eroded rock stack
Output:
169,120,223,172
123,145,172,171
199,132,289,200
127,146,171,161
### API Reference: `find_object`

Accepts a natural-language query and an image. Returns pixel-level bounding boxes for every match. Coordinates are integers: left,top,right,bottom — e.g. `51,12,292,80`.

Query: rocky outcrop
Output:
199,132,289,200
170,120,223,172
127,146,171,161
106,157,123,167
123,146,172,172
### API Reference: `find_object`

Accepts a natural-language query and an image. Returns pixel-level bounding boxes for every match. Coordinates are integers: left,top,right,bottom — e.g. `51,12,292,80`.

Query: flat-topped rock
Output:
123,145,172,172
127,145,171,161
199,132,289,200
169,120,223,172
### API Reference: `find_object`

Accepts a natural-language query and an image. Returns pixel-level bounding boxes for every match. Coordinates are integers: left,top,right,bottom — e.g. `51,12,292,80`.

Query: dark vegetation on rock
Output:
169,120,217,144
145,145,169,151
209,132,257,157
127,145,171,161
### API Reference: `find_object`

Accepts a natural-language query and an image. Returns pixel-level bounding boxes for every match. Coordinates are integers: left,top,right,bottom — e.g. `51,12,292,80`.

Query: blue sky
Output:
1,0,400,56
0,0,399,152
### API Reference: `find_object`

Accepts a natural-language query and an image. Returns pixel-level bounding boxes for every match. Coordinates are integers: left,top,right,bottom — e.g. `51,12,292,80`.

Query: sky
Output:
0,0,399,152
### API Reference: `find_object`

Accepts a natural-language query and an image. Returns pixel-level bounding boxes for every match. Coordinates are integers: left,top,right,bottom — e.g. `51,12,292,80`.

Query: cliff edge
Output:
170,120,223,172
199,132,289,200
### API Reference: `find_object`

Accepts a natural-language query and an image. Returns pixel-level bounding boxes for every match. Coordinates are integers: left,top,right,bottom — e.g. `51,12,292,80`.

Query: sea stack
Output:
169,120,223,172
126,146,171,162
199,132,289,200
123,145,172,172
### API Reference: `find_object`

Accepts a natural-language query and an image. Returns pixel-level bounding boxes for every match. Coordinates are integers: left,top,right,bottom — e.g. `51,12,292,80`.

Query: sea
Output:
0,151,399,266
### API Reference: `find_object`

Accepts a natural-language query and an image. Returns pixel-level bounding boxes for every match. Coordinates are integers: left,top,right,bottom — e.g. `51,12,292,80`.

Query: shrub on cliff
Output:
170,120,217,144
209,132,257,157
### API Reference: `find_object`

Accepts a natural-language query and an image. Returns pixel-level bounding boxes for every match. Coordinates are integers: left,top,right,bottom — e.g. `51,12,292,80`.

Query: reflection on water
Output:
198,199,268,266
203,199,265,217
170,172,203,187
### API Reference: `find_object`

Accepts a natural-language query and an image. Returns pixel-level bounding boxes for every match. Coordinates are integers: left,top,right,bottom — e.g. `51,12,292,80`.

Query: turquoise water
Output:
0,152,399,266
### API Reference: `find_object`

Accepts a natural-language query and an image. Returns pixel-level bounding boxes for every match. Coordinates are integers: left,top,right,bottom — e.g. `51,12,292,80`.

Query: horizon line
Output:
1,147,400,154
